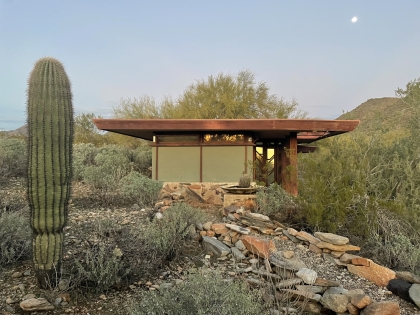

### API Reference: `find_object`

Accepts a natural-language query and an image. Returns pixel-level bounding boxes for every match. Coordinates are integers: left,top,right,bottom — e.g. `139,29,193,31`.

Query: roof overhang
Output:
93,119,359,144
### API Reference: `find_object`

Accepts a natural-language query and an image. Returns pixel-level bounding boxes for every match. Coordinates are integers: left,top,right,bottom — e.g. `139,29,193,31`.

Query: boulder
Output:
211,223,229,235
360,301,400,315
340,253,361,264
201,236,231,257
347,261,396,287
296,268,318,285
225,223,250,235
316,241,360,252
396,271,420,284
295,231,321,244
314,232,349,245
386,279,413,303
240,235,276,259
320,293,349,313
350,294,373,309
20,298,54,311
409,283,420,308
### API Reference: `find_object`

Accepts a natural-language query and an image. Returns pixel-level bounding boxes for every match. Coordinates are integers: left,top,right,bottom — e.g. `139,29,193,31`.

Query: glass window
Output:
157,135,199,143
203,134,245,143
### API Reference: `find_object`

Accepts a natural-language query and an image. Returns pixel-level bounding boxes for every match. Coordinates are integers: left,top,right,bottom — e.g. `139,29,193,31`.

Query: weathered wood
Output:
280,133,298,196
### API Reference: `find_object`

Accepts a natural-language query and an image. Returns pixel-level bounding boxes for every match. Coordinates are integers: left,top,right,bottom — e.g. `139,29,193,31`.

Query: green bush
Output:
73,242,129,293
129,271,267,315
118,203,207,277
256,183,298,221
120,171,162,207
0,138,27,184
72,143,99,181
0,209,31,267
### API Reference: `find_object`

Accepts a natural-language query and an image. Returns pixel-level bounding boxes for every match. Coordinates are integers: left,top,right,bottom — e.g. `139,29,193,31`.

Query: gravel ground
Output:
1,180,420,314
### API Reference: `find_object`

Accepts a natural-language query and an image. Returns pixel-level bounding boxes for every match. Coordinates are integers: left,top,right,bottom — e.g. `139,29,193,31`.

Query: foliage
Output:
129,271,267,315
0,138,27,185
0,209,31,268
119,203,207,277
113,70,306,119
27,57,74,288
73,242,129,293
256,183,299,221
74,113,107,146
120,172,162,207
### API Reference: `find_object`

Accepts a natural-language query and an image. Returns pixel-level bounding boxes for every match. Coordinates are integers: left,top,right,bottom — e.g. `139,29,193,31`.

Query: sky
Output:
1,1,420,131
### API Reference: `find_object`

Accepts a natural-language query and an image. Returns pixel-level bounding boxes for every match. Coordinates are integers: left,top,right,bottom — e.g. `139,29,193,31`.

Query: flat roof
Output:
93,118,359,143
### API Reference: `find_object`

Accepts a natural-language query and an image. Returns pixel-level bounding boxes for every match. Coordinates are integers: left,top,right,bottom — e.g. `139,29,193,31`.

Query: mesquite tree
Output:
27,57,74,288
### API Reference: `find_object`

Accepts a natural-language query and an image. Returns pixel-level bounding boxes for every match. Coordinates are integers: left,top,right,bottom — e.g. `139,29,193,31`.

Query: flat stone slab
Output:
225,224,250,235
269,251,307,271
314,232,349,245
347,261,396,287
201,236,231,257
316,241,360,252
20,298,54,311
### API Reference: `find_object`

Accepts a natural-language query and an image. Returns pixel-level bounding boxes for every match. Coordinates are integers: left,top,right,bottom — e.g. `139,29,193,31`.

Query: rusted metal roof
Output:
93,118,359,143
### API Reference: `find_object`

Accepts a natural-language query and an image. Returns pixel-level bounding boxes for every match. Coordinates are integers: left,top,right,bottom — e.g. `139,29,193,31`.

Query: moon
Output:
351,16,358,23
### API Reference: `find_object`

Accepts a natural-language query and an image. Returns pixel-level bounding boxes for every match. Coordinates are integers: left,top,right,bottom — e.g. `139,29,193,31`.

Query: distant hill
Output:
337,97,410,134
0,125,27,138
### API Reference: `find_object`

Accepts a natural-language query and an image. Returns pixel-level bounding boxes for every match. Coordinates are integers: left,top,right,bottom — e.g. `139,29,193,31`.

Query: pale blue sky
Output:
1,1,420,130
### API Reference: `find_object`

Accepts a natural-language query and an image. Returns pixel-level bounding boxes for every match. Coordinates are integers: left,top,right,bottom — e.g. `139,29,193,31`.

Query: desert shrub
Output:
0,138,27,183
129,271,267,315
0,209,31,267
364,209,420,274
72,143,99,181
130,146,152,177
73,242,129,293
256,183,298,221
119,171,162,207
119,203,207,276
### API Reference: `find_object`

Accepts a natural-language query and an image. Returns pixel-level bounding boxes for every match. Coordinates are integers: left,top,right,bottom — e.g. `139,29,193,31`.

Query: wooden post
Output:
280,133,298,196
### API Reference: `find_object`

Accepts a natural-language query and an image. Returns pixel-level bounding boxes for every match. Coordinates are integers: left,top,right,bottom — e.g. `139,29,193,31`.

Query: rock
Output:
296,268,318,285
245,212,270,221
58,278,70,291
20,298,54,311
296,301,323,314
396,271,420,284
322,253,336,264
201,236,231,257
324,287,348,295
11,272,22,278
226,213,237,221
344,289,365,299
409,283,420,308
206,230,215,237
282,229,300,243
235,240,246,251
231,247,246,260
278,289,321,303
340,253,361,264
360,301,400,315
203,221,213,231
352,257,372,266
282,250,294,259
309,244,323,255
314,278,341,287
211,223,229,235
347,261,396,287
351,294,372,309
295,285,325,294
240,235,276,259
295,231,321,244
223,205,240,215
314,232,349,245
330,251,345,258
347,302,360,315
386,279,413,303
269,251,307,271
195,222,203,231
287,228,298,236
225,223,250,235
320,293,349,313
316,241,360,252
155,212,163,220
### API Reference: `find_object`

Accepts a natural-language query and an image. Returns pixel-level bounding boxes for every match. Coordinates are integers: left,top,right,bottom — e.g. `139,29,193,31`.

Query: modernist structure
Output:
93,119,359,195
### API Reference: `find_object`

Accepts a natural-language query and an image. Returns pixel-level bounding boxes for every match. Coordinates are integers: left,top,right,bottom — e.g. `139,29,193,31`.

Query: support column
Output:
280,133,298,196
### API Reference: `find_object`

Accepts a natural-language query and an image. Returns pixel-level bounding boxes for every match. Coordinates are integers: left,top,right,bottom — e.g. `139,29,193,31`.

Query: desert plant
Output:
72,143,99,181
119,171,162,207
73,242,129,293
238,173,251,188
0,209,31,267
0,138,27,184
256,183,298,220
129,271,268,315
27,57,74,288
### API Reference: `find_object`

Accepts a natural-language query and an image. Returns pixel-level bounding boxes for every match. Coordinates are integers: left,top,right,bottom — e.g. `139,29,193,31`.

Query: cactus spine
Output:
238,174,251,188
27,57,73,288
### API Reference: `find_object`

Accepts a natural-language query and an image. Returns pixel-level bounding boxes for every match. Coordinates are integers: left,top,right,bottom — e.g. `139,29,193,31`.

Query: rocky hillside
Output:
337,97,409,134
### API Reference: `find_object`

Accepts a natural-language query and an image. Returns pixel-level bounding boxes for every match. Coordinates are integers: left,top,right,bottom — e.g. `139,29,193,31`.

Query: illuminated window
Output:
203,134,245,143
156,135,199,143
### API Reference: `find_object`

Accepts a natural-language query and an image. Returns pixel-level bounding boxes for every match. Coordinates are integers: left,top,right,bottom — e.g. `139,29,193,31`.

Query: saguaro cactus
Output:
27,57,74,288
